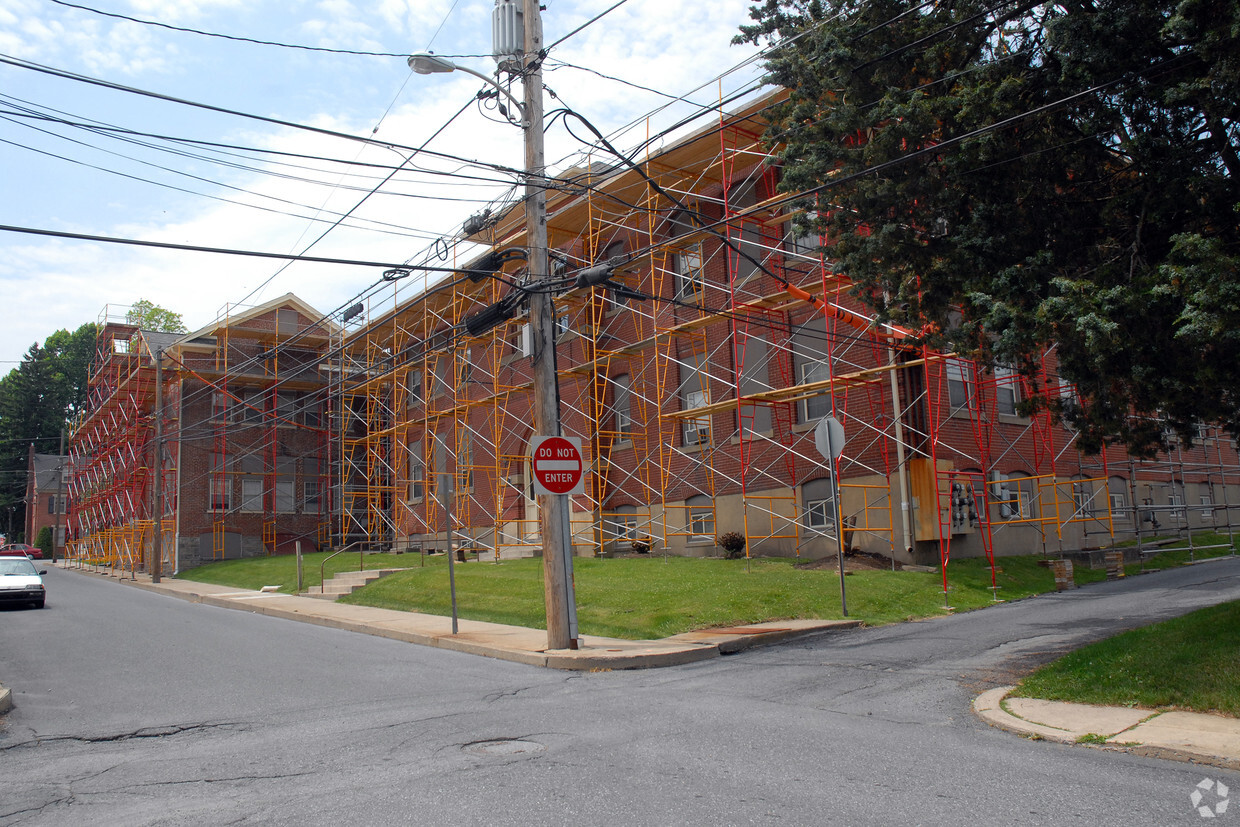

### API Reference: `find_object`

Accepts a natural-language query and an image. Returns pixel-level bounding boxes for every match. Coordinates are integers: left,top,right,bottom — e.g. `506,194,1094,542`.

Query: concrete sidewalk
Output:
974,686,1240,771
61,564,860,670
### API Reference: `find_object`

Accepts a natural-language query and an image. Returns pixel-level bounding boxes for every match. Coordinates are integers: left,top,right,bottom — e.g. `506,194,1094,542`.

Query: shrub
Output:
717,531,746,559
630,538,651,554
35,526,53,559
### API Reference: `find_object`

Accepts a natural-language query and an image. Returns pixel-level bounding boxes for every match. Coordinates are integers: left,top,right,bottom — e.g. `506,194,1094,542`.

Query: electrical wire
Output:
44,0,490,60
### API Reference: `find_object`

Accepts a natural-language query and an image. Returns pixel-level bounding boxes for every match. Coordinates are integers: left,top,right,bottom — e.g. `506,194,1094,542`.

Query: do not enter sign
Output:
530,435,585,496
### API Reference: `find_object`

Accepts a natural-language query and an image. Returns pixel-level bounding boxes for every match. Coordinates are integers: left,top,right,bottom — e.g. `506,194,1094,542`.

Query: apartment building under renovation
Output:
66,93,1240,574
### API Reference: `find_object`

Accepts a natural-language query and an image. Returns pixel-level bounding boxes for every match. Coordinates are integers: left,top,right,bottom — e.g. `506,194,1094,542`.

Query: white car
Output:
0,555,46,609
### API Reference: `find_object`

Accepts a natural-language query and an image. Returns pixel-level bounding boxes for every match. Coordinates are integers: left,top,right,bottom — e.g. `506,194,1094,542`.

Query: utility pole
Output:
52,428,64,564
151,347,163,583
522,0,578,650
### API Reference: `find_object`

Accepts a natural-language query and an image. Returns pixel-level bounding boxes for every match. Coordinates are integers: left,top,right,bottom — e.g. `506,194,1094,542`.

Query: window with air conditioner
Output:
683,389,710,446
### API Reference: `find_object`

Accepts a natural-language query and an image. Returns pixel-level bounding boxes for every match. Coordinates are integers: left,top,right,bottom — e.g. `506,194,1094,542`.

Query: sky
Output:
0,0,768,368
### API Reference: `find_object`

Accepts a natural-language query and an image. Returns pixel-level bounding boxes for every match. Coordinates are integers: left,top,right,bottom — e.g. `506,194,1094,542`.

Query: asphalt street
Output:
2,558,1239,825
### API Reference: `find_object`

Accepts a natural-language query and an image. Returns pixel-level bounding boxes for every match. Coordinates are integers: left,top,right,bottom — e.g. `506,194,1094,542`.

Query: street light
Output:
406,3,578,650
406,51,528,128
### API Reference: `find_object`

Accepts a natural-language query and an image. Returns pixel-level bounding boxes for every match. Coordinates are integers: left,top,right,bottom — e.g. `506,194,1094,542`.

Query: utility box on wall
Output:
909,457,954,542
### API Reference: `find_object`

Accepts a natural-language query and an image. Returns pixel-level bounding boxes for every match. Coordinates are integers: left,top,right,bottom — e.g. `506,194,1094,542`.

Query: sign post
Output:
529,435,582,643
814,416,848,617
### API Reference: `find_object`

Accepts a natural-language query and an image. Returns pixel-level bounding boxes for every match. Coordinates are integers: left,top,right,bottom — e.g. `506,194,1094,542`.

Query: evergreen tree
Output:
737,0,1239,454
0,324,97,531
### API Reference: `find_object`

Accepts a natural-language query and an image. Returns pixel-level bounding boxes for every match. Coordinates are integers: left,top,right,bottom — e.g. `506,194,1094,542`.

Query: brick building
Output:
67,295,335,572
336,91,1240,567
25,452,67,555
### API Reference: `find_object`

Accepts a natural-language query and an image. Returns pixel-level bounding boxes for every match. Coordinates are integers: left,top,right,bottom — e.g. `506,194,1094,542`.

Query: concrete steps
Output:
308,568,406,600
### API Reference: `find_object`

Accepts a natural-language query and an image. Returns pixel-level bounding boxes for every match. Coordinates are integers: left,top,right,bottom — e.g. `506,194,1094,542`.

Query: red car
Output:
0,543,43,560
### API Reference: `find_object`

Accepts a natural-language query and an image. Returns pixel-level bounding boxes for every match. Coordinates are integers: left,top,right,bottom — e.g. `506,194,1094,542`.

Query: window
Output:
726,180,764,282
275,480,296,513
676,244,705,298
806,498,833,528
302,480,322,514
299,394,322,428
799,360,832,423
433,356,451,398
459,348,472,390
276,392,297,426
555,311,572,339
1109,491,1128,520
737,335,772,434
1002,474,1033,519
606,506,638,541
1072,483,1092,518
786,211,820,260
678,351,711,447
612,374,632,438
1170,492,1185,521
1201,495,1214,519
211,391,231,421
994,365,1020,416
946,359,974,409
239,477,263,513
408,456,424,502
683,389,711,446
686,495,714,540
459,431,473,492
210,453,231,511
407,370,423,407
802,478,836,534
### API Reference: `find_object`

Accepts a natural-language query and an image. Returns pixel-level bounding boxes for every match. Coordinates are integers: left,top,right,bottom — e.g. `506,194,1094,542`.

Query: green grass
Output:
176,549,1137,640
176,548,418,593
1114,530,1239,568
1014,599,1240,716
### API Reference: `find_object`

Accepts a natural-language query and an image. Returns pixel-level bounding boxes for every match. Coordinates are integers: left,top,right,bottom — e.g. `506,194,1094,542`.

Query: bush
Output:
630,538,651,554
717,531,746,559
35,526,53,559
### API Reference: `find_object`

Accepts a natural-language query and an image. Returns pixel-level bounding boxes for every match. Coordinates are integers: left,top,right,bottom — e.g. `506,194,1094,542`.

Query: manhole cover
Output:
463,739,546,757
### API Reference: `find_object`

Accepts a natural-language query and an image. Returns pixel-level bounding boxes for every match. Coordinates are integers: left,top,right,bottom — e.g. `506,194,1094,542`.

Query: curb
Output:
0,683,10,715
973,686,1240,771
101,570,848,671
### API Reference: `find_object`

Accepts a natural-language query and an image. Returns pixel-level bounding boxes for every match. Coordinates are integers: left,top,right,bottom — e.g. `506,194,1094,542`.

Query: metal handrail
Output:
319,541,365,594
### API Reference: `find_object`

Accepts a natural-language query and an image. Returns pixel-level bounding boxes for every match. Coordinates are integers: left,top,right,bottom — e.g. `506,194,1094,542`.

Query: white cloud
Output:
0,0,768,366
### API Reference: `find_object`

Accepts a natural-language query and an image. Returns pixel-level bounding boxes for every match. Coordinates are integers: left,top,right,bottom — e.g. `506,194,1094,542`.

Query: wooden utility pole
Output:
51,428,64,563
523,0,578,650
152,347,163,583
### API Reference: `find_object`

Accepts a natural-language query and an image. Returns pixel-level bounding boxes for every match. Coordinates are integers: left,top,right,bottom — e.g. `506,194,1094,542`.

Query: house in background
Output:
25,452,68,555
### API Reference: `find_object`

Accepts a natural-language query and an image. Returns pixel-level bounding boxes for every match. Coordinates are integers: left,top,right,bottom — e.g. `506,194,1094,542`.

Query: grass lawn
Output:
1013,599,1240,717
176,547,1162,640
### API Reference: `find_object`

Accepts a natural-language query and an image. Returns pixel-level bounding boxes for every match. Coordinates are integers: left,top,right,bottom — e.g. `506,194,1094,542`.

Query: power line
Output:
0,224,484,274
0,53,529,181
44,0,488,60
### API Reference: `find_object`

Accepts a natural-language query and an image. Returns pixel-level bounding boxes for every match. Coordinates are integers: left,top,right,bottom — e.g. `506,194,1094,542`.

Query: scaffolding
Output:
66,307,172,572
67,296,335,572
321,89,1239,583
71,92,1240,589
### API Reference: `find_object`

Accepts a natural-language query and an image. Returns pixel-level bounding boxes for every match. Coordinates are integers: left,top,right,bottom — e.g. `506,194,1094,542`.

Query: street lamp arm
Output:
407,52,528,128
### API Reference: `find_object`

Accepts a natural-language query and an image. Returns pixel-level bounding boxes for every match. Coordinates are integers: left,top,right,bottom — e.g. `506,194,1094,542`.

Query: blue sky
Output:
0,0,766,367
